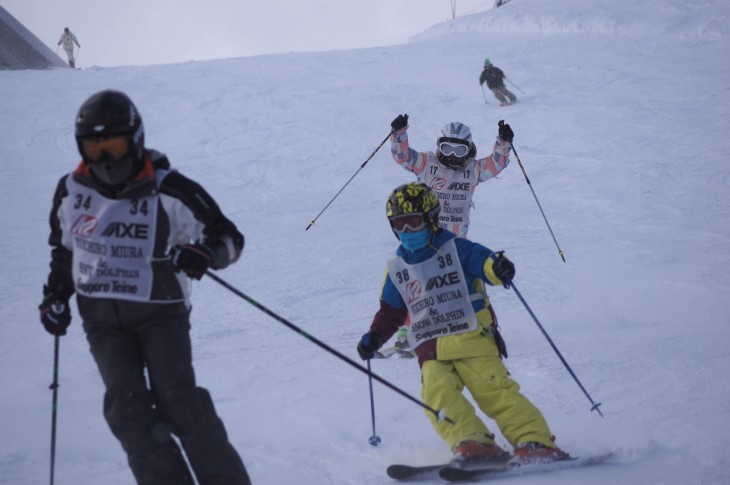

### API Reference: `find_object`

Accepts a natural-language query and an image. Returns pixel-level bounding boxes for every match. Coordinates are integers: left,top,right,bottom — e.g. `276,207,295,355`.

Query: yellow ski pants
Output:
421,355,555,450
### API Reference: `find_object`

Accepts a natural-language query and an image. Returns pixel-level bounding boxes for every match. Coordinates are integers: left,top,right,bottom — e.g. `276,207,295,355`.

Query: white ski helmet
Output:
436,122,476,170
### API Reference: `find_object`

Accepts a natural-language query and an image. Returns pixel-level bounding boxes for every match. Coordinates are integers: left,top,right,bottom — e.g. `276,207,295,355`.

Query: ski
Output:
373,347,415,359
438,462,507,481
386,463,447,480
438,453,615,482
396,348,416,359
387,456,509,481
373,347,399,359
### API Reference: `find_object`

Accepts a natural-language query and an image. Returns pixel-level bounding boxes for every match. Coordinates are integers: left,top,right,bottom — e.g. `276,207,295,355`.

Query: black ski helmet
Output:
75,90,145,187
435,122,477,170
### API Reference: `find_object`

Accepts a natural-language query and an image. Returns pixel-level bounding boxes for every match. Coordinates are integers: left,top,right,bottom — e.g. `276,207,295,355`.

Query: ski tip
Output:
582,452,617,464
386,465,409,479
387,463,446,480
438,463,506,482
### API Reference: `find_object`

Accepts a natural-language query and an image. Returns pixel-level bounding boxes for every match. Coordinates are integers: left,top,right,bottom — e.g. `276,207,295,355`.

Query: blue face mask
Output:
399,229,431,251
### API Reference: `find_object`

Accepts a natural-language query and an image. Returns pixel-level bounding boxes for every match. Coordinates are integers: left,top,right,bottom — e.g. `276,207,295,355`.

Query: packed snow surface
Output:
1,0,729,483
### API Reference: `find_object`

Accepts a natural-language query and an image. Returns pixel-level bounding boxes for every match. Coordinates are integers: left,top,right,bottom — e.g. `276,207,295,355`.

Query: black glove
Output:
39,293,71,336
391,114,409,132
171,244,213,280
492,252,515,287
498,120,514,143
357,331,383,360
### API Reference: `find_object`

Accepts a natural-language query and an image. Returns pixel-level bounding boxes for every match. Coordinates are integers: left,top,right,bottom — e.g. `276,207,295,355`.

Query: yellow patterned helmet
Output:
386,182,441,237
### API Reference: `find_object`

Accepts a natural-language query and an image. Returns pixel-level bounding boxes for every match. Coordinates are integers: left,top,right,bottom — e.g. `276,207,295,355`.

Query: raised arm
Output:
390,114,429,176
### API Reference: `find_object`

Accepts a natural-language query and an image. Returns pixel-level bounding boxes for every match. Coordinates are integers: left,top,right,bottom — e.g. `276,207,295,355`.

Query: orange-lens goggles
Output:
390,213,426,233
82,136,129,161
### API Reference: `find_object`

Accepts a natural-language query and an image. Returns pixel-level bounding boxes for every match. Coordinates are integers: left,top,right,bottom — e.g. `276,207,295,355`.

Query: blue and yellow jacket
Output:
370,229,508,366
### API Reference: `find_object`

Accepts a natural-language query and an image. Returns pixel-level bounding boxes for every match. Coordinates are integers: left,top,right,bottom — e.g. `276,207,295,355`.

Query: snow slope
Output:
1,0,729,483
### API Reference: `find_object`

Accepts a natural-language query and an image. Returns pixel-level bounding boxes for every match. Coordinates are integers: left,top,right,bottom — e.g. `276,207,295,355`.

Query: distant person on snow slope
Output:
57,27,80,68
479,58,517,106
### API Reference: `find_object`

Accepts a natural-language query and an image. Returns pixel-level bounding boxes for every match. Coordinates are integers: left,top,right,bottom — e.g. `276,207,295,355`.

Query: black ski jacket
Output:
479,66,506,89
44,149,244,318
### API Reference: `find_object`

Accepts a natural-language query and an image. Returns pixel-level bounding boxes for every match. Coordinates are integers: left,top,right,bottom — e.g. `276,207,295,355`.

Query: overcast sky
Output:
4,0,496,67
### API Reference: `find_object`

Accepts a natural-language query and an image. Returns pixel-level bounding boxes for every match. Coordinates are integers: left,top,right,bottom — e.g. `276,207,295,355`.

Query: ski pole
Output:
49,336,60,485
305,129,393,230
509,142,566,262
505,77,525,94
507,280,603,417
367,359,381,446
74,46,81,66
204,270,455,424
480,84,489,104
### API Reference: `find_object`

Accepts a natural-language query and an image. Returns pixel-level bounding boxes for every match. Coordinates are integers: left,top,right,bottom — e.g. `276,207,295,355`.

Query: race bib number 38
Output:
387,239,478,348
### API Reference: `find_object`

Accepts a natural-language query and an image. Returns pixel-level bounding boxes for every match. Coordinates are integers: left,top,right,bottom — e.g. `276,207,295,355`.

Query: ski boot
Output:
394,326,409,350
452,440,510,466
512,442,570,464
393,326,415,358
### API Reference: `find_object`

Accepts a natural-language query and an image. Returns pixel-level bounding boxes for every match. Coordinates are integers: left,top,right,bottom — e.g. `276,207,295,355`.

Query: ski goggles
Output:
81,135,130,161
438,141,469,157
389,213,426,233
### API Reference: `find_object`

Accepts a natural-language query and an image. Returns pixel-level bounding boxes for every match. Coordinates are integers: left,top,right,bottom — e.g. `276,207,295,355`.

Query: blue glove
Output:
357,331,382,360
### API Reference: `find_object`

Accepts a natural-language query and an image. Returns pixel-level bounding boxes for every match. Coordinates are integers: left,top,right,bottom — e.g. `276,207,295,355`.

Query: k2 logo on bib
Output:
429,177,447,190
71,215,98,238
406,280,422,304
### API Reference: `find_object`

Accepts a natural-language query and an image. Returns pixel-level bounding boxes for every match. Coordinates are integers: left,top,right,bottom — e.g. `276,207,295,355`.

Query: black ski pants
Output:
490,85,517,103
80,298,251,485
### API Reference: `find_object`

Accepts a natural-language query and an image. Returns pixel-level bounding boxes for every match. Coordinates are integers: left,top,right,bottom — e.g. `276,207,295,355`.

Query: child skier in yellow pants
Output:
357,182,569,464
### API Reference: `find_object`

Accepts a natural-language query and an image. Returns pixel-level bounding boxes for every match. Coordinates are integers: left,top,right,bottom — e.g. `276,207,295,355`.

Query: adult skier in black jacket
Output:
479,58,517,105
39,90,251,485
